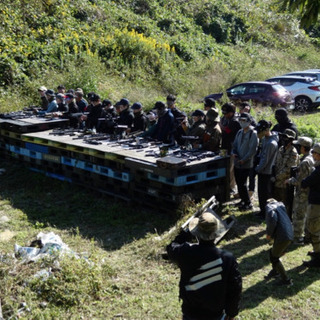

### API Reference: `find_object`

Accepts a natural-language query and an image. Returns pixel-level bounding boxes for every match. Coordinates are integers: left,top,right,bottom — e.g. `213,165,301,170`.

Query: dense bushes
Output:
0,0,319,111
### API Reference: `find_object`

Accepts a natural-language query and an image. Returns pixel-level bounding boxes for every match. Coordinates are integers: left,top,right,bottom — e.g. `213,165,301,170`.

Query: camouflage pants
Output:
292,193,308,239
306,204,320,253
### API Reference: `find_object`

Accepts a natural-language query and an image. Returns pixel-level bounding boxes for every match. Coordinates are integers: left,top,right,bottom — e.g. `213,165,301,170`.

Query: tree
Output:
281,0,320,28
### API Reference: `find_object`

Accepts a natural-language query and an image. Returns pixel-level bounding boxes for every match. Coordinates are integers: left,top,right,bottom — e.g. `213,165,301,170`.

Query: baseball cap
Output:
256,120,271,133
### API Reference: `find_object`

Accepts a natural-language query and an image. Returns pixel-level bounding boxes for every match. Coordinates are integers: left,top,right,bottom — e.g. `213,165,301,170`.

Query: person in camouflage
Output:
285,137,314,244
301,143,320,267
203,108,222,153
273,129,299,211
181,109,207,148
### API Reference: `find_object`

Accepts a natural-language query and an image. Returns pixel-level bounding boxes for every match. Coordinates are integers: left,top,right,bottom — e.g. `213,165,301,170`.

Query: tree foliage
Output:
281,0,320,28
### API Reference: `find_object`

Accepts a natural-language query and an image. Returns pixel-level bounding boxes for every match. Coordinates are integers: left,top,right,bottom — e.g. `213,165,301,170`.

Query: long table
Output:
0,119,230,210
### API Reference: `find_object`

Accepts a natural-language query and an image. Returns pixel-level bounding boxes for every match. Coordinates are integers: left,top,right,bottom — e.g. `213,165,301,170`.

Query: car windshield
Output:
229,85,246,95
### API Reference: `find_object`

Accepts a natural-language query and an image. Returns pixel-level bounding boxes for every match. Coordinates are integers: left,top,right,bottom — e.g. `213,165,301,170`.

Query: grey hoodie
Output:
232,126,258,169
255,132,279,175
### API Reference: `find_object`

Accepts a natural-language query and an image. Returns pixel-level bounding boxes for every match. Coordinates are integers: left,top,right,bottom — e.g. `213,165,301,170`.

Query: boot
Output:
303,253,320,268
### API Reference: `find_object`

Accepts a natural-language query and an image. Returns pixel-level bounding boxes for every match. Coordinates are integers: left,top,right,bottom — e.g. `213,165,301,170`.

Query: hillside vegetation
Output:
0,0,320,111
1,2,320,318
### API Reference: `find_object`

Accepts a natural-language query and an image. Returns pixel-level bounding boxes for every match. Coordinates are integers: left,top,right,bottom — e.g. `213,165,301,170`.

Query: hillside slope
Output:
0,0,319,110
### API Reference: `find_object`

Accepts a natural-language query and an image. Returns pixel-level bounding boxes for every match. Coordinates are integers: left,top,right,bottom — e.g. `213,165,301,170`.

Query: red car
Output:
226,81,294,108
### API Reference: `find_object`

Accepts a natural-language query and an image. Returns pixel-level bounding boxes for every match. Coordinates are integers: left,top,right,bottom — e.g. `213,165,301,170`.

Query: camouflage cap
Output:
189,210,220,241
312,143,320,154
280,128,296,140
293,136,313,147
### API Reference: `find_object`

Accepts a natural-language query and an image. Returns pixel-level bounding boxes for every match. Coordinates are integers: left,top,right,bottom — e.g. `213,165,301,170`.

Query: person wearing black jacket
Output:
271,108,298,139
115,98,134,133
166,211,242,320
152,101,175,144
167,94,187,145
80,93,106,130
301,143,320,267
131,102,147,133
62,93,79,128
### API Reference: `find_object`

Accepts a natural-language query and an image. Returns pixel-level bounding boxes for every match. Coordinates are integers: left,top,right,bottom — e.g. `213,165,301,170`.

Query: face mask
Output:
240,121,250,129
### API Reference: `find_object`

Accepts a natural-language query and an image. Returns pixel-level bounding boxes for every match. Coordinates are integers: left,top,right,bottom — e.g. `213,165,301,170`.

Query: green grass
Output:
1,109,320,320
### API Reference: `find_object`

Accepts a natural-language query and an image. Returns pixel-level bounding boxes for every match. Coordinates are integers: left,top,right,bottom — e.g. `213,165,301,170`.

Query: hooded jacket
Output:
166,231,242,320
255,132,279,175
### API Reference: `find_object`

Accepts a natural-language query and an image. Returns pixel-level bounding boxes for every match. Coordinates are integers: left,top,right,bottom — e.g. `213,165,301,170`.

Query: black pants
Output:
249,167,256,192
234,167,251,205
258,173,273,217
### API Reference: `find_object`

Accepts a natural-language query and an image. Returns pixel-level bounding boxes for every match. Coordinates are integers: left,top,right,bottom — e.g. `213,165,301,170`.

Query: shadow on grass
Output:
241,264,320,310
0,161,177,251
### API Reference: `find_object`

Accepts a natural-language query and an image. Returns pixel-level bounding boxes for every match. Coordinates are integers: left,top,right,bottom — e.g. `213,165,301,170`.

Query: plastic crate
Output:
25,142,49,154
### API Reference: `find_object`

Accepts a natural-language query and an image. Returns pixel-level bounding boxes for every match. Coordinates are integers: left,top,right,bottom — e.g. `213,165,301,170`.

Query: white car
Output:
266,75,320,112
284,70,320,82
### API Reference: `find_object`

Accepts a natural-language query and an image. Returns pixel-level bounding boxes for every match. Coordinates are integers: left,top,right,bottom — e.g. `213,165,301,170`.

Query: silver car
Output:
266,75,320,112
284,70,320,82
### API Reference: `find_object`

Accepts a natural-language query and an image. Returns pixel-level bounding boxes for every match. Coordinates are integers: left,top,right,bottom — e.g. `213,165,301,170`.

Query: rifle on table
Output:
50,128,82,136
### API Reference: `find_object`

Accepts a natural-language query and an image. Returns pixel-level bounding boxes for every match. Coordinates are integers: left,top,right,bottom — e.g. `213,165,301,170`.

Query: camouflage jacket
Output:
203,123,222,152
288,153,314,195
274,144,299,188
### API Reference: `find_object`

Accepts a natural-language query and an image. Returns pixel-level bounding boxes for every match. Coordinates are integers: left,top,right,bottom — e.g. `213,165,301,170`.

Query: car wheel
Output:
295,96,312,113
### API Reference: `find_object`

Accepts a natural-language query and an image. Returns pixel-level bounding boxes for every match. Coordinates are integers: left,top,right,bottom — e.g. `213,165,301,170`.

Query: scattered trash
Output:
14,232,73,263
33,268,53,281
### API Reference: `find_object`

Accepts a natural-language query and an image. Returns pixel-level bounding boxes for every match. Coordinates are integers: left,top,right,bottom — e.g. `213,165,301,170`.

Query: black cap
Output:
87,92,95,100
65,93,74,99
90,93,101,102
239,112,252,122
102,99,112,107
221,103,235,114
45,89,55,97
166,94,176,101
204,98,216,108
56,93,65,100
191,109,205,117
131,102,143,110
115,98,130,107
67,89,75,95
154,101,166,110
256,120,271,133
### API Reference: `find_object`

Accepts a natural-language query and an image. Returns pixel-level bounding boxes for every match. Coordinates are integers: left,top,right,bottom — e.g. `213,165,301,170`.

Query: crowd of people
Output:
37,84,320,319
36,86,222,149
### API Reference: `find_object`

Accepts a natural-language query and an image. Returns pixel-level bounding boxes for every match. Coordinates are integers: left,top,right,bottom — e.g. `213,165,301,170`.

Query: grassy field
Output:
1,112,320,319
